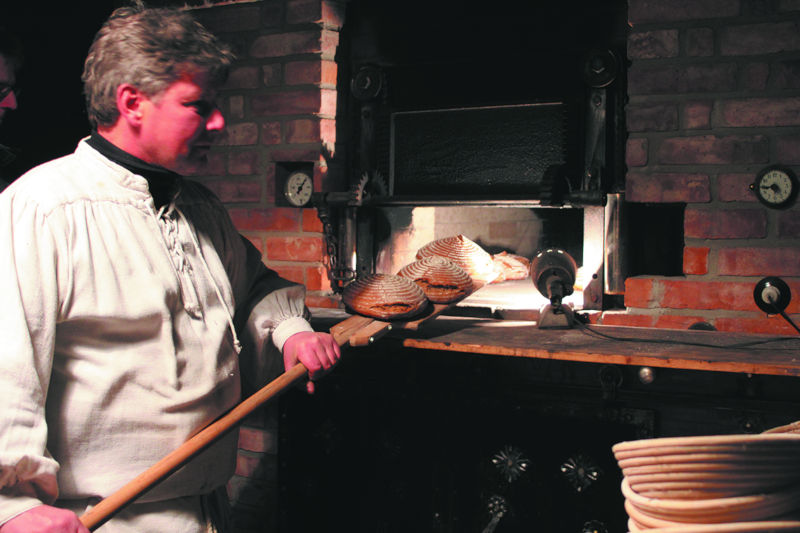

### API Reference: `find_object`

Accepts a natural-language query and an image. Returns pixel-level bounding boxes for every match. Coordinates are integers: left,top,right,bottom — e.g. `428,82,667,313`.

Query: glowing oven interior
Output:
368,205,606,315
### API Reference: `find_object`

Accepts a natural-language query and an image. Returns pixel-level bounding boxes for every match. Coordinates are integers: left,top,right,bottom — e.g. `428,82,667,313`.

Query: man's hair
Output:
81,3,235,128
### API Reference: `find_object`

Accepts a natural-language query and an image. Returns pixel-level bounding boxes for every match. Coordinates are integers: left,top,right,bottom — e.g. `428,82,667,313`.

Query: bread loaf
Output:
415,235,497,283
397,256,474,304
491,251,531,282
342,273,429,319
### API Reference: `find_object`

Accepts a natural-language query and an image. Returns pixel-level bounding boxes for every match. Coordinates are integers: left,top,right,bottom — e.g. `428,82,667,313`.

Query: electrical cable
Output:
768,302,800,336
573,317,800,350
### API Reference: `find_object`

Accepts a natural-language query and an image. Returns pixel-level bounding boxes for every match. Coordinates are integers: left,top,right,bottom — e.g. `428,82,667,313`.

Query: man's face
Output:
137,72,224,173
0,55,18,126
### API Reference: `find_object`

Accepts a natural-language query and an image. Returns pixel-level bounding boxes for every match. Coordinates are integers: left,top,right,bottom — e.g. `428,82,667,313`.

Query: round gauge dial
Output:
751,165,798,209
284,171,313,207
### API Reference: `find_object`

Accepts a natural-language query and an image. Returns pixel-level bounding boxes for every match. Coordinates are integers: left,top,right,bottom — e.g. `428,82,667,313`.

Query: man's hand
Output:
0,505,89,533
282,331,342,394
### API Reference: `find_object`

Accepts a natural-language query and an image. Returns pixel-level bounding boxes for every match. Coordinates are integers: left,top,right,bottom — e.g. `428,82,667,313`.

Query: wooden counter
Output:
390,316,800,377
293,313,800,533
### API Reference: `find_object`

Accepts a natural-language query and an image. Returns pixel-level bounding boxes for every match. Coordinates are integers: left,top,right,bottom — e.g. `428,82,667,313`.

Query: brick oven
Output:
176,0,800,531
186,0,800,335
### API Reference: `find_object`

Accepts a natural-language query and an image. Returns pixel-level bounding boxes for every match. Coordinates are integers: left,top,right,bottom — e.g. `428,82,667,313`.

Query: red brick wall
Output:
190,0,344,313
187,1,347,529
609,0,800,334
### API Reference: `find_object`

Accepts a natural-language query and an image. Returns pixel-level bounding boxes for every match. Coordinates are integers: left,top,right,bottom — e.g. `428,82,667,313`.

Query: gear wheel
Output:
350,172,370,204
369,171,389,197
350,171,389,204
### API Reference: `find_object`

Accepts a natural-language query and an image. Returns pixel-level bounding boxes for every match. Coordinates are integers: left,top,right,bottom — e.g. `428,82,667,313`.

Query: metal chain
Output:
314,200,354,294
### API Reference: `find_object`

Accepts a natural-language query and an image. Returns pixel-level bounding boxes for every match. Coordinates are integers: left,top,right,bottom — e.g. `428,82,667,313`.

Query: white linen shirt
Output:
0,140,314,530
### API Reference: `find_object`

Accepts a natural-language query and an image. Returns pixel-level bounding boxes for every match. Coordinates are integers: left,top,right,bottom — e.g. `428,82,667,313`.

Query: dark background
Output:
0,3,153,179
1,1,229,180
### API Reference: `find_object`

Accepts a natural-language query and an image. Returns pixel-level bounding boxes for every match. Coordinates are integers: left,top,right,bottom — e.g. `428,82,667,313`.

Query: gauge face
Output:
284,171,313,207
753,166,798,209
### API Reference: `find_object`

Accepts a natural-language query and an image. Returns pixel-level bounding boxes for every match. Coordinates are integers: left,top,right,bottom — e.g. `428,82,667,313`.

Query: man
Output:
0,28,22,190
0,5,340,532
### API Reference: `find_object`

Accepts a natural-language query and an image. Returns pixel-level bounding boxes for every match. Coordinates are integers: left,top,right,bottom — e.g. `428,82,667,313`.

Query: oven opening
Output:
320,0,630,319
366,205,604,318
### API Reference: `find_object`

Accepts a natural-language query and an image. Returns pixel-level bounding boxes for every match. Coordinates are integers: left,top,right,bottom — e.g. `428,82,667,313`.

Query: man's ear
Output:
116,84,145,126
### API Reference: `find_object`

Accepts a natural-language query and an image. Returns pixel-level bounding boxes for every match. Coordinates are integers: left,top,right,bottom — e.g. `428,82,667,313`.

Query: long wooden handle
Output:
78,362,308,530
78,316,371,530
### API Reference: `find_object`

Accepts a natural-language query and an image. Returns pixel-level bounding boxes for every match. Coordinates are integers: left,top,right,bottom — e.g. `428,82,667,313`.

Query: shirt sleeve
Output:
233,236,315,390
0,189,62,523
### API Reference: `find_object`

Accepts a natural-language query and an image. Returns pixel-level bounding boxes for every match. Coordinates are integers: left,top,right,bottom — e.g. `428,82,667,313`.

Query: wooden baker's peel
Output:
79,280,488,530
79,316,368,530
331,279,490,346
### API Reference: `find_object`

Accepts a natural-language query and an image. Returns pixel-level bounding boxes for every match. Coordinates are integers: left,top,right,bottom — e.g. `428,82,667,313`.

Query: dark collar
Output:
87,132,182,209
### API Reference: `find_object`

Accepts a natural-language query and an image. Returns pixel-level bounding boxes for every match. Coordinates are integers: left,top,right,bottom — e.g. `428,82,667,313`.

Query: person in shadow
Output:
0,27,23,191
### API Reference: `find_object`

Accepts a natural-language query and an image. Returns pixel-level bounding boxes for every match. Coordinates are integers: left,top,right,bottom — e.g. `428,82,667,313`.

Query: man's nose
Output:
206,108,224,131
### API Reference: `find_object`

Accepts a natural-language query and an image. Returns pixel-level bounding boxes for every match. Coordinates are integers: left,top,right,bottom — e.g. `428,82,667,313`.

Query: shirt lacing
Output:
154,200,242,354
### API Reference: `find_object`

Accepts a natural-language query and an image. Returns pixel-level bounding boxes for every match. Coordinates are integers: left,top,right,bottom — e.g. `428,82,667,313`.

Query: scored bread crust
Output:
342,273,429,319
415,235,497,283
397,256,474,304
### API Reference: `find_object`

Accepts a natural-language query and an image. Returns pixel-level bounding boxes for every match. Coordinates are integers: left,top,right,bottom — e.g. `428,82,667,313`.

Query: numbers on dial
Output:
284,171,313,207
752,165,798,209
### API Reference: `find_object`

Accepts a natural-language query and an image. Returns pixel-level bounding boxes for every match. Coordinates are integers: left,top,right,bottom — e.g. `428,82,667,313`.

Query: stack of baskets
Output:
612,433,800,533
